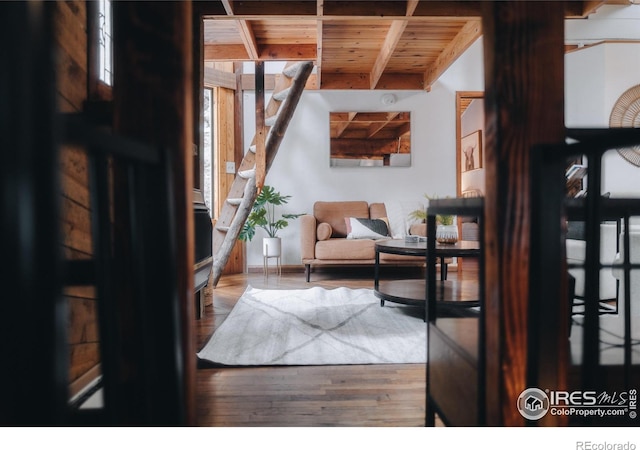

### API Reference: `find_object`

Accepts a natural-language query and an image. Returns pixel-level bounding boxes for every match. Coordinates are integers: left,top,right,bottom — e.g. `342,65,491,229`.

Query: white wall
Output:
565,42,640,197
242,39,485,266
238,24,640,267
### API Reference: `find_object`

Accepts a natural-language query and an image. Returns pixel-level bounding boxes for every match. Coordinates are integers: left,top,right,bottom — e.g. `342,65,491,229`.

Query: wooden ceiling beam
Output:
369,1,419,89
413,1,481,17
260,44,316,60
225,1,318,16
423,19,481,91
204,44,316,61
204,44,248,60
322,72,423,90
196,1,228,16
323,1,406,17
240,74,317,91
236,21,259,60
221,0,259,60
203,1,599,20
568,1,606,18
370,22,406,89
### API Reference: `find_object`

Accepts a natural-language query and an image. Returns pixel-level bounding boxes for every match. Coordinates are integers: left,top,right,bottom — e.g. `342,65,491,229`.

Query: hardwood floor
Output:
195,263,478,426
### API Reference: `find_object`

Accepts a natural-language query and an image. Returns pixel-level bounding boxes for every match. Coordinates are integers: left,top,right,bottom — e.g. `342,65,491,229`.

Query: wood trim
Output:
455,91,483,275
204,67,236,89
316,1,323,89
193,5,204,190
68,364,102,399
565,39,640,54
455,91,484,199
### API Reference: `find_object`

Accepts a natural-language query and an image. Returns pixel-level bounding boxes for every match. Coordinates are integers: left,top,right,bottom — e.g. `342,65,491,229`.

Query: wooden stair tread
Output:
237,168,255,179
272,87,290,101
282,62,304,78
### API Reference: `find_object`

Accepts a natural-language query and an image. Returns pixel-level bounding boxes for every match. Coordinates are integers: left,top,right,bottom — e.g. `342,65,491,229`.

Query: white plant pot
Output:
262,237,282,257
436,224,459,244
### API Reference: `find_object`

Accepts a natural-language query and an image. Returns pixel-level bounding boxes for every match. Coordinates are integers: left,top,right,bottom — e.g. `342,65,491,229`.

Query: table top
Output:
375,238,480,257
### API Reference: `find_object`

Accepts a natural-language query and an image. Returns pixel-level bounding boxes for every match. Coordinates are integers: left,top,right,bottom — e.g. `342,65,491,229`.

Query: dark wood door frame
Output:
481,1,566,426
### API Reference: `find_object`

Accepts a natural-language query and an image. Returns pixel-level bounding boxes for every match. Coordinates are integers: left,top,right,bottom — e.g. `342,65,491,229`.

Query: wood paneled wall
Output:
214,86,244,275
54,0,100,394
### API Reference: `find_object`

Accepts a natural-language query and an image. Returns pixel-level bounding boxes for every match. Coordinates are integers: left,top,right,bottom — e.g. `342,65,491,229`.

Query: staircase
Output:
208,61,314,288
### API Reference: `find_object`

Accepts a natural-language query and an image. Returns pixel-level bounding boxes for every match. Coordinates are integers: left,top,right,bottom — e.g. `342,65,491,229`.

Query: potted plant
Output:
410,194,457,244
238,185,303,257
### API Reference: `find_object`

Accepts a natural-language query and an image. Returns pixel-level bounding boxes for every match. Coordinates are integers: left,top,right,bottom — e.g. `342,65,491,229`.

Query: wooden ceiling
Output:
200,0,628,90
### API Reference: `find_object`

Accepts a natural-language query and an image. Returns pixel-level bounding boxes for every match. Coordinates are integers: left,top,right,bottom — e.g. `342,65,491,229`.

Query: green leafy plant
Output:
238,185,303,241
409,194,454,226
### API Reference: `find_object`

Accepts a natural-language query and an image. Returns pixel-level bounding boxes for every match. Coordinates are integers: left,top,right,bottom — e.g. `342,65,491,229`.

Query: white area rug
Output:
197,286,426,366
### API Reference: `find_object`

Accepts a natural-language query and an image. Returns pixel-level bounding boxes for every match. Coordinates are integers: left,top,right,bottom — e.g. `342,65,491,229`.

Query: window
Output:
98,0,113,86
88,0,113,100
203,88,214,217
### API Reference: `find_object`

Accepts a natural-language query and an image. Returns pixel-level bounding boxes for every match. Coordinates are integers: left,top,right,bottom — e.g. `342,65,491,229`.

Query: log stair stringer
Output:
208,61,314,288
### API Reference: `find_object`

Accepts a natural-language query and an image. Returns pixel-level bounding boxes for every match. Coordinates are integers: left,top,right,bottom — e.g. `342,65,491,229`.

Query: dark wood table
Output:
374,239,481,308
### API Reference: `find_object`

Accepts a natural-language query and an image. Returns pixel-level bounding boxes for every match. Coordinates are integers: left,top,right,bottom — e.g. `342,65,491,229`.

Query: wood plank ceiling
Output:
201,0,625,91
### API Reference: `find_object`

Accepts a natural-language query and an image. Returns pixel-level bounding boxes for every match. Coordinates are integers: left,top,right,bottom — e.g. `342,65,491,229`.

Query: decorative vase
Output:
262,237,282,257
436,224,458,244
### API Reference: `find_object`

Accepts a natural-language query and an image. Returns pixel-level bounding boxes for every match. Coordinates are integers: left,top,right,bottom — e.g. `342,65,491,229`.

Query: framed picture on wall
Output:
461,130,482,172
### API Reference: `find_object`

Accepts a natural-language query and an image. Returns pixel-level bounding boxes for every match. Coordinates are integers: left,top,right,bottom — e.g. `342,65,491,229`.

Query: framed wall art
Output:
461,130,482,172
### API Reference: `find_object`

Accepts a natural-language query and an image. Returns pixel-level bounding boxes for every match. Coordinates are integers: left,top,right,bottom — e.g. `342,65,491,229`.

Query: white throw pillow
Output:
345,217,389,239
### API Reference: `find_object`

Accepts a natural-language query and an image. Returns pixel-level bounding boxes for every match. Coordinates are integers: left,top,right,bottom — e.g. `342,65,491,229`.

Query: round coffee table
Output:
374,238,480,309
374,239,427,308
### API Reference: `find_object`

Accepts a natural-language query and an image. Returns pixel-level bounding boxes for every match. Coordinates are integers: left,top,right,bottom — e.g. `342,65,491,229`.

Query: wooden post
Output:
0,1,66,425
192,3,204,191
481,1,566,426
255,61,266,191
112,1,195,425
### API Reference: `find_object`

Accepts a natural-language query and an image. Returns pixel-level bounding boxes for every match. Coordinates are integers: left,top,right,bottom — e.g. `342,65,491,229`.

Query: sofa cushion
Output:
345,217,389,239
317,222,333,241
369,203,387,219
384,201,425,238
315,238,375,260
313,201,370,238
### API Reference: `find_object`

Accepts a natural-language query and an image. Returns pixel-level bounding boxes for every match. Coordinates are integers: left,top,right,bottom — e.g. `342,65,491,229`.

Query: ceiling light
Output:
381,94,396,106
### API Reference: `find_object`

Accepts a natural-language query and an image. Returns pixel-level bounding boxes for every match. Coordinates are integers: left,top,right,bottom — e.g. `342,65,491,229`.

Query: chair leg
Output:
305,264,310,282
